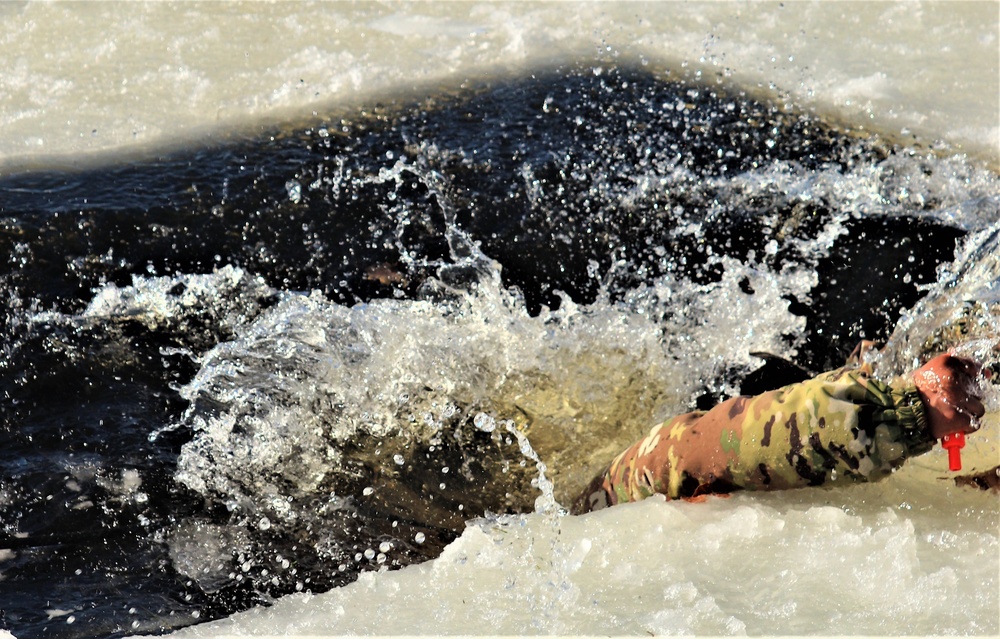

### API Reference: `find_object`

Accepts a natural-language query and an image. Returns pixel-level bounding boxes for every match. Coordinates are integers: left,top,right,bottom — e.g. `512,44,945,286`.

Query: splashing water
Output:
0,63,996,639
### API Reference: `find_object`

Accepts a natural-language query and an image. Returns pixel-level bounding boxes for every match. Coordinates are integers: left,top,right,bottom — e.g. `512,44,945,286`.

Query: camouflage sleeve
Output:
573,367,932,513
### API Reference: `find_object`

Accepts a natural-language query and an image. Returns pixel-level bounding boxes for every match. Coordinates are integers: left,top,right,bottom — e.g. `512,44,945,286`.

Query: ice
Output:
166,466,998,636
1,2,995,164
368,13,486,39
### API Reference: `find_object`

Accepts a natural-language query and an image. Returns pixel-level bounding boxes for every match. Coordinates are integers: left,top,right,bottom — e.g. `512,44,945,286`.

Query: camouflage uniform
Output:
572,360,932,514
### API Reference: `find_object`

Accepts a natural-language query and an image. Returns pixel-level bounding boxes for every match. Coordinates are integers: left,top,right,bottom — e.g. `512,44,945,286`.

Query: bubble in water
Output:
258,517,271,531
379,541,392,553
364,548,375,560
362,487,374,496
414,532,425,544
393,454,405,465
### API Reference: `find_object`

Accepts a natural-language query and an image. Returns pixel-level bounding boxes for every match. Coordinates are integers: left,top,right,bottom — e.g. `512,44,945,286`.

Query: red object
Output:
941,432,965,471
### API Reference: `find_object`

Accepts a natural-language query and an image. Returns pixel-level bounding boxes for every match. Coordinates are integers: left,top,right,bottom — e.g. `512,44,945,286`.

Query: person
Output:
572,344,987,514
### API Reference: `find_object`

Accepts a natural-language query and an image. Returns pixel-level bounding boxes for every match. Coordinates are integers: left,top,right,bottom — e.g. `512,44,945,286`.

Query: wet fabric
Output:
573,362,932,513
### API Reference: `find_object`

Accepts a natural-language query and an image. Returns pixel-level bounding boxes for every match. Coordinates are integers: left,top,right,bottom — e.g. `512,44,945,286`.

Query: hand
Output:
912,354,986,440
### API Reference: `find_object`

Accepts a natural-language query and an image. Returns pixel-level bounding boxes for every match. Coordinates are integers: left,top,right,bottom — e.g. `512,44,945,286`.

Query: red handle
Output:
941,432,965,472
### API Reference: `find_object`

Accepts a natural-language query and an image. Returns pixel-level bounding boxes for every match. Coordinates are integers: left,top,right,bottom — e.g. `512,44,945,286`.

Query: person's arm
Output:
573,354,984,514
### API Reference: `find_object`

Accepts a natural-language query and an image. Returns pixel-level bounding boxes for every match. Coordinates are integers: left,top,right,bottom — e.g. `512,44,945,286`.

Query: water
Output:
0,3,998,638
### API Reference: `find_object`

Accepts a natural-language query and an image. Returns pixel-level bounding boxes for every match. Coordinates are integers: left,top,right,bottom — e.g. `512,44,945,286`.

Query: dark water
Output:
0,63,990,638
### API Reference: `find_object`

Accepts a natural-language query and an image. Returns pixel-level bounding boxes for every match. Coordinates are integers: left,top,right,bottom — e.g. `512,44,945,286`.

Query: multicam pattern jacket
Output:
573,364,932,514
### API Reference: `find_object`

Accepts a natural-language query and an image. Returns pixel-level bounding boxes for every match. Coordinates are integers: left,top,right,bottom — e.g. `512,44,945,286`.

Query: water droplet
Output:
414,532,426,544
285,179,302,204
473,412,496,432
379,541,392,553
362,486,374,496
258,517,271,531
364,548,375,560
393,454,405,465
